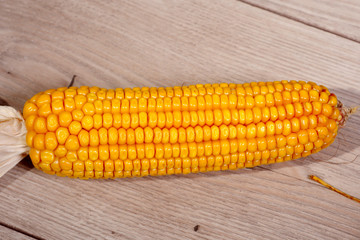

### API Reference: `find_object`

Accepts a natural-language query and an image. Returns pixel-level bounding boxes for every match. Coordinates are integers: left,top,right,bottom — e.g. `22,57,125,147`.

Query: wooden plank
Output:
240,0,360,42
0,0,359,239
0,225,35,240
0,1,360,110
1,164,360,240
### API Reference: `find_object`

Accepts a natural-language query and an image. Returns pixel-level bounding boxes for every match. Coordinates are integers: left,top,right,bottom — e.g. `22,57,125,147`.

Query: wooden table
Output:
1,1,359,239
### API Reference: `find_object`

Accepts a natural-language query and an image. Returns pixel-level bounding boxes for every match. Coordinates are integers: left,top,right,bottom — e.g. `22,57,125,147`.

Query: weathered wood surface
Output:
0,225,34,240
240,0,360,42
0,0,359,239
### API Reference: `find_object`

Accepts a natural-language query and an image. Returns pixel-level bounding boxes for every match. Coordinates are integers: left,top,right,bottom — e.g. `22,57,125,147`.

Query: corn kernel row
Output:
26,102,340,136
27,81,330,106
26,113,337,151
35,146,318,179
24,87,336,119
29,125,334,166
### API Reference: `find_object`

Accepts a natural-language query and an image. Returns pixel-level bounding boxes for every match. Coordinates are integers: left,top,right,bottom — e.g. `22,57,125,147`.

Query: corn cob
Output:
23,80,344,179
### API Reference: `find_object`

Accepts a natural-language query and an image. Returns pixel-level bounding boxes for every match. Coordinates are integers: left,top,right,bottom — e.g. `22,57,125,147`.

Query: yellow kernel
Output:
82,102,95,116
219,125,229,140
254,95,266,108
205,110,214,126
121,113,130,129
319,92,329,103
328,94,338,106
78,129,89,147
87,93,97,103
78,86,90,96
34,117,47,133
312,102,322,115
33,134,45,150
99,145,109,160
287,133,298,146
117,129,126,145
26,130,37,148
99,127,108,145
77,147,88,161
69,121,82,135
59,111,72,127
309,115,318,129
23,102,38,119
162,129,170,144
316,127,329,139
142,127,153,143
50,158,61,172
169,128,178,144
48,100,62,116
210,125,219,141
112,99,121,114
314,139,324,149
103,113,113,129
93,100,103,114
285,104,295,119
213,95,220,109
282,91,292,104
246,124,256,139
89,129,99,147
65,135,80,151
45,114,59,132
148,159,158,174
29,148,41,164
73,161,85,172
298,130,309,145
53,145,67,158
45,132,58,150
267,136,276,150
74,95,87,109
25,114,36,131
322,104,333,117
107,127,117,145
214,109,223,126
59,157,72,170
81,115,94,131
94,160,104,171
265,93,275,107
37,101,52,117
89,147,99,160
91,114,101,129
236,125,246,139
276,135,286,148
104,160,114,172
291,118,300,132
55,127,70,145
256,122,266,138
182,158,191,168
247,138,257,152
64,98,75,112
36,94,51,107
127,129,135,145
283,120,292,136
152,127,162,144
289,102,300,117
204,95,213,110
157,112,166,128
72,109,84,122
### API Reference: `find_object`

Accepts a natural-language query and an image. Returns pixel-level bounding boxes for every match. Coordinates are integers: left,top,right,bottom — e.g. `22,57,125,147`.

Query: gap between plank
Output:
0,222,44,240
237,0,360,44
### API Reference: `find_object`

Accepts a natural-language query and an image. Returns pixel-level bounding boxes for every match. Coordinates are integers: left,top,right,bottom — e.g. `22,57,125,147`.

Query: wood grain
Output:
0,225,34,240
240,0,360,42
0,0,360,239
